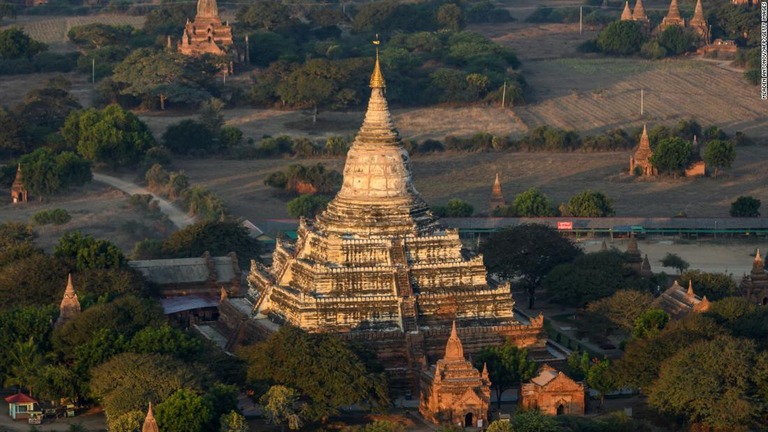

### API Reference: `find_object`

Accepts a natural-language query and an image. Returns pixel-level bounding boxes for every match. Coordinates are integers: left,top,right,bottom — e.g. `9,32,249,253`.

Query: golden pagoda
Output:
239,42,546,391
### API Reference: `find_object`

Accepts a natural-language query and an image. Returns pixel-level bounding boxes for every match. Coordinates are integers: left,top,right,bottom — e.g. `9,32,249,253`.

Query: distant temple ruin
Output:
11,163,28,204
652,280,710,319
219,43,547,392
55,274,81,328
741,249,768,305
489,173,507,213
178,0,234,60
629,124,657,177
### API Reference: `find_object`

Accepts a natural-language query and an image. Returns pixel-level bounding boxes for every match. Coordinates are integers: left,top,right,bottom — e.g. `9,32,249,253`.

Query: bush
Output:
417,139,445,153
730,196,761,217
596,21,646,55
657,26,695,55
32,208,71,225
640,40,667,59
287,194,331,218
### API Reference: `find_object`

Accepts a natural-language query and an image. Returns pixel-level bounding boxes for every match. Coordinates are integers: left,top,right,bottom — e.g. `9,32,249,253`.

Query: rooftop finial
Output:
687,280,694,297
143,402,159,432
370,35,385,89
444,321,465,362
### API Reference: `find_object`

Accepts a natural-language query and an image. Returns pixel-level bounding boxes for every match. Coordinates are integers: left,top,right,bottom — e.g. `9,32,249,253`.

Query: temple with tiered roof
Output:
629,124,657,176
223,42,546,392
178,0,233,58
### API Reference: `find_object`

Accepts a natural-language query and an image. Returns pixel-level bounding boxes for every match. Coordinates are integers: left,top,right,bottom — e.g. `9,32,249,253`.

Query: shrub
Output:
32,208,71,225
640,41,667,59
596,21,646,55
730,196,761,217
287,194,331,218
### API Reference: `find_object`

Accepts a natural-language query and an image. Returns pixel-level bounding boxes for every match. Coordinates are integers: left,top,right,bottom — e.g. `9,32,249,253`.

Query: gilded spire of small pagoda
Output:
56,274,81,328
692,0,705,22
370,36,386,89
621,1,633,20
142,402,160,432
687,280,694,297
632,0,647,20
444,321,465,362
666,0,682,20
753,248,764,274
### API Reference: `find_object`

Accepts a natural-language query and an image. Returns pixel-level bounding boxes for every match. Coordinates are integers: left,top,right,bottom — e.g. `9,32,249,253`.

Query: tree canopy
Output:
651,136,693,177
473,343,537,408
513,188,555,217
480,224,581,307
161,220,260,270
18,148,91,198
565,190,614,217
237,326,389,421
702,139,735,177
0,28,46,59
596,21,645,55
730,196,761,217
62,104,155,168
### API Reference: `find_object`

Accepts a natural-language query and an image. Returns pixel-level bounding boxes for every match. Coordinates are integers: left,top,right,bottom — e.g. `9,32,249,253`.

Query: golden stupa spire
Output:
370,35,386,89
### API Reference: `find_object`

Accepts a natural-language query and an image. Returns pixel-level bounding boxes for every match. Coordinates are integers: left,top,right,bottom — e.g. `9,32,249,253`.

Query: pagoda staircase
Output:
390,239,419,333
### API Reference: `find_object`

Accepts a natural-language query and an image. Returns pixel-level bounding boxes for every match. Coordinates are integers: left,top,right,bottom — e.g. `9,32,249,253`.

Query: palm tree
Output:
4,337,44,397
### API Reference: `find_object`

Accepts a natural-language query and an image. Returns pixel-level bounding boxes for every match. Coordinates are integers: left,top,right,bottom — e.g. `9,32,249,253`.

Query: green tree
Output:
545,250,638,307
62,104,155,168
53,295,163,360
474,343,538,408
702,139,735,177
0,222,36,251
156,388,213,432
480,224,581,308
143,3,196,37
162,120,214,155
0,107,27,155
436,198,474,217
730,196,761,217
67,23,134,50
565,190,614,217
660,252,689,273
680,270,738,301
276,59,358,124
657,25,695,55
128,325,202,361
54,230,126,270
18,149,92,198
15,80,82,141
585,290,654,333
632,308,670,339
586,358,615,408
486,420,513,432
287,194,331,218
647,336,760,430
0,2,16,23
237,326,389,422
90,353,208,419
161,220,259,270
260,385,303,431
650,136,693,177
236,0,291,31
219,411,248,432
3,337,45,396
511,410,560,432
596,21,645,55
436,4,465,31
513,188,554,217
111,49,216,110
107,410,145,432
360,420,405,432
0,253,69,312
0,28,46,59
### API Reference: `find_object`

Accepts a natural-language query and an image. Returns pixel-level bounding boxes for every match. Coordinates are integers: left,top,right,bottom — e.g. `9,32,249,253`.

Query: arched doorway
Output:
762,297,768,306
556,404,565,416
464,412,473,427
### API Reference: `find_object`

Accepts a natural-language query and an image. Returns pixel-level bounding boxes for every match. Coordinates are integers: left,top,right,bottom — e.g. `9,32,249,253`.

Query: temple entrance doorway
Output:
464,413,473,427
762,297,767,306
557,404,565,415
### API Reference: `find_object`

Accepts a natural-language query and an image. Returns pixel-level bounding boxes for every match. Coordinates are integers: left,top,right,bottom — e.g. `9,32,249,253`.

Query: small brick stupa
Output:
55,274,81,328
629,124,657,176
419,322,491,428
142,403,159,432
489,173,506,213
11,163,28,204
660,0,685,31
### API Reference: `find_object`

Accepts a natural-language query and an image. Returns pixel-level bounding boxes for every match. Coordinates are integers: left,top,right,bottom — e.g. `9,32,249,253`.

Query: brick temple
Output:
219,45,547,393
178,0,233,58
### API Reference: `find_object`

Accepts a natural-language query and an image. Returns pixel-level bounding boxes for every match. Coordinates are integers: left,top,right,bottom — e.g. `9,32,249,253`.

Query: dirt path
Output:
92,173,195,229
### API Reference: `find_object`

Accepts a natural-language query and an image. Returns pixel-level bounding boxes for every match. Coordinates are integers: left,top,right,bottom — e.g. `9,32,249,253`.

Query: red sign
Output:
557,221,573,230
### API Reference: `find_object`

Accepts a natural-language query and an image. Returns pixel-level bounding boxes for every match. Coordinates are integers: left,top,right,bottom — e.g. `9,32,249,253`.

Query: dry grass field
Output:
0,183,173,253
0,14,145,50
172,144,768,223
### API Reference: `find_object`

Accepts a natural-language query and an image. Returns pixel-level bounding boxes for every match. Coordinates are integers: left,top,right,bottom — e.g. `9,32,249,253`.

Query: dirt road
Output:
92,173,195,229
